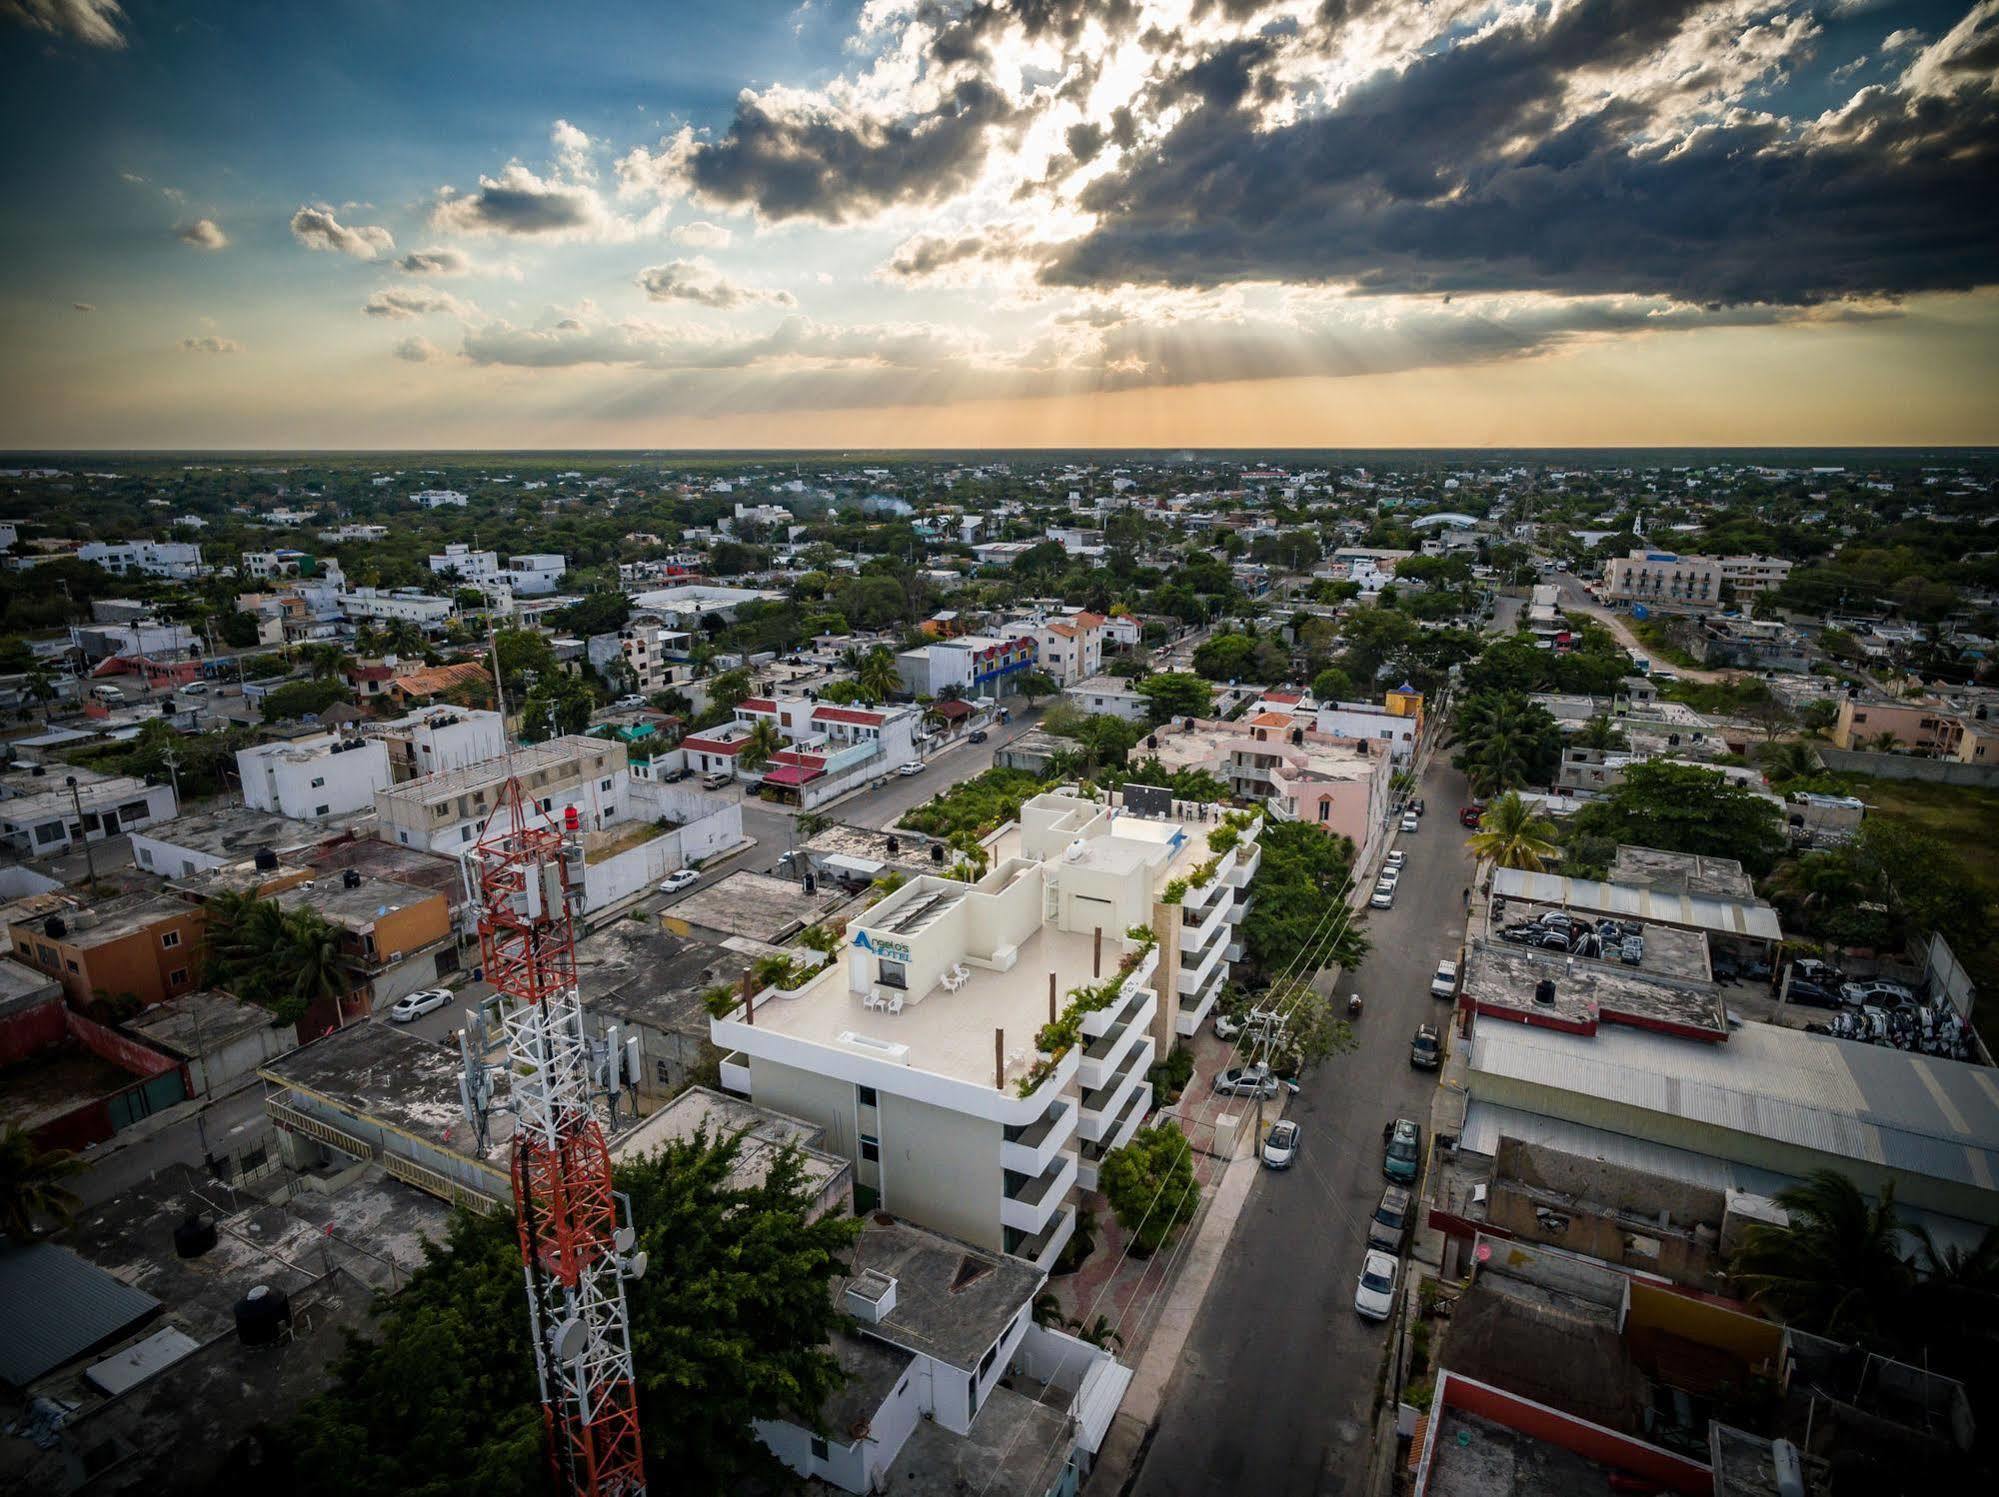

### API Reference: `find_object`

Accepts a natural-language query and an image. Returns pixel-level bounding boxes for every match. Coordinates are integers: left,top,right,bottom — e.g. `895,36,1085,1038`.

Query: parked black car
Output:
1784,979,1843,1009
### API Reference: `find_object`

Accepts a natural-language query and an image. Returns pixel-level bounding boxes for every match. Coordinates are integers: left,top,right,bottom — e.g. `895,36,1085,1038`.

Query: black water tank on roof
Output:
342,868,362,889
44,916,66,939
173,1213,217,1259
254,848,279,871
1534,979,1557,1006
234,1284,292,1346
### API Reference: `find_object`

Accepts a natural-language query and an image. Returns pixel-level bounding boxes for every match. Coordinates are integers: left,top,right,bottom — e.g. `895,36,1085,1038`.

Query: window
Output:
66,959,79,974
858,1132,882,1163
599,779,612,792
170,968,189,987
461,826,473,843
656,1059,673,1084
161,930,182,950
137,847,153,867
310,776,326,788
315,805,330,817
36,943,56,967
809,1436,828,1462
34,822,63,845
1318,802,1329,823
877,958,908,990
978,1339,1000,1382
858,1085,878,1108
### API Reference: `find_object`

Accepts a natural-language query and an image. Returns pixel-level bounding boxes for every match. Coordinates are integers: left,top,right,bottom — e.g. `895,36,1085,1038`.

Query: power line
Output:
972,824,1377,1496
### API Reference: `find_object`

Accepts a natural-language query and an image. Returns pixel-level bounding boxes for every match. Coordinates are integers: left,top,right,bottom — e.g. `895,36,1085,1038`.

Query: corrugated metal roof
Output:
0,1242,161,1388
1490,867,1783,942
1469,1020,1999,1198
1460,1100,1995,1261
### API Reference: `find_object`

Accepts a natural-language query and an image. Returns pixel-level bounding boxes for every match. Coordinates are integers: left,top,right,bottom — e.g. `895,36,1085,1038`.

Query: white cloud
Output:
2,0,127,49
551,119,596,180
363,287,479,321
290,205,395,259
635,258,797,310
669,220,734,249
178,334,243,354
1880,28,1926,53
175,219,228,251
393,335,443,363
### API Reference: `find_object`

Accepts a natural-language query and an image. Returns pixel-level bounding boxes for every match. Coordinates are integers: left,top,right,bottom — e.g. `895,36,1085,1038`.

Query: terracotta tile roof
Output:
812,705,886,727
1071,611,1107,627
736,697,779,714
387,661,488,699
1247,712,1294,728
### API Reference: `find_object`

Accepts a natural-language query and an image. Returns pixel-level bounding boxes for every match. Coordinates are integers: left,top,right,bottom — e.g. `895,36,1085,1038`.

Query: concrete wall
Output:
748,1056,863,1163
1816,748,1999,786
876,1089,1004,1250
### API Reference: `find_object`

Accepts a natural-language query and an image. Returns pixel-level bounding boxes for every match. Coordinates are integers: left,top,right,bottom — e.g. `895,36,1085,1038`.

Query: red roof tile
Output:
812,706,885,727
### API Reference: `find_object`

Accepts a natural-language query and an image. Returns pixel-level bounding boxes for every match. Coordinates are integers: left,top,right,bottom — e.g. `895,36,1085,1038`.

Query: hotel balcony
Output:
1078,986,1156,1092
1226,895,1253,925
1178,927,1229,998
1177,957,1229,1036
1002,1097,1079,1180
1081,949,1157,1040
1228,843,1262,886
1076,1081,1152,1190
1079,1035,1154,1144
1001,1150,1078,1237
1180,888,1231,951
1009,1204,1076,1273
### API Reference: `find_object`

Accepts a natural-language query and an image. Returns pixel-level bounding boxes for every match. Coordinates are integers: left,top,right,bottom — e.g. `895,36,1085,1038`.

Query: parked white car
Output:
389,988,452,1023
896,761,927,777
1354,1249,1398,1321
1384,850,1406,869
1370,881,1395,910
1399,813,1419,834
1261,1120,1300,1170
1429,959,1459,1000
658,869,700,894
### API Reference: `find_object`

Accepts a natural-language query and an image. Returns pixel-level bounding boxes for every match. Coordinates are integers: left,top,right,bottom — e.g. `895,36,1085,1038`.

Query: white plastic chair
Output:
862,991,881,1011
887,994,904,1015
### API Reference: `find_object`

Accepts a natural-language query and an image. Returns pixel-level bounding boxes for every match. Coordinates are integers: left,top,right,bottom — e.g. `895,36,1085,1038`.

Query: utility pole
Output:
160,744,182,807
65,775,98,887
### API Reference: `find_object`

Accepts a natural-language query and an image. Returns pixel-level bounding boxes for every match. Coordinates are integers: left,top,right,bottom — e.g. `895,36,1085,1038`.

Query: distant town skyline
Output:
2,0,1996,448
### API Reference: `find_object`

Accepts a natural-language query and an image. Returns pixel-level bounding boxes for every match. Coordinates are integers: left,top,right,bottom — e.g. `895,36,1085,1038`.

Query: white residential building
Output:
1602,550,1794,609
371,706,508,782
754,1214,1124,1495
336,587,455,627
1062,674,1151,723
720,696,923,805
373,736,630,854
1312,699,1425,765
413,489,468,508
238,731,392,820
76,540,205,580
503,553,568,595
586,614,692,695
429,544,501,583
1029,612,1106,686
319,523,390,543
712,789,1261,1268
896,633,1038,699
0,772,179,856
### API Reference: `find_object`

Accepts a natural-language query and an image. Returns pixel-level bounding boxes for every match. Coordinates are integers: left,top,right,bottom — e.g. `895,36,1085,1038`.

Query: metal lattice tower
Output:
471,782,646,1497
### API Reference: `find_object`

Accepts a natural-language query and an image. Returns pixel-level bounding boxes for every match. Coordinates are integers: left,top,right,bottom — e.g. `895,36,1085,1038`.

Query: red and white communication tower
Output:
471,784,647,1497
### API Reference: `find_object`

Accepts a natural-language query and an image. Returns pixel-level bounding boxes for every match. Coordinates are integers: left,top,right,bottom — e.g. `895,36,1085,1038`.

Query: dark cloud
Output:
1044,0,1999,307
432,165,604,237
1065,120,1106,164
397,247,471,275
635,259,797,310
2,0,126,49
674,77,1024,223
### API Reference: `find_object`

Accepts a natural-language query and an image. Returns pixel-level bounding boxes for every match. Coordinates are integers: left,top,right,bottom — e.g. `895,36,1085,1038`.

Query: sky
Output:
1,0,1996,450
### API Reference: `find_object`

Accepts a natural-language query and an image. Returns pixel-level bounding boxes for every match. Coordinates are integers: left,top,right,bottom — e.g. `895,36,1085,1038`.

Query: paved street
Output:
1132,752,1477,1497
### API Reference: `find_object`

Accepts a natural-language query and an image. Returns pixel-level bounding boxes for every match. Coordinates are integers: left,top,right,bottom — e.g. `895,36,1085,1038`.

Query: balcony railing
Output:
1080,1036,1154,1143
1079,989,1156,1092
1001,1152,1077,1236
1076,1082,1152,1188
1002,1098,1078,1179
1011,1205,1076,1273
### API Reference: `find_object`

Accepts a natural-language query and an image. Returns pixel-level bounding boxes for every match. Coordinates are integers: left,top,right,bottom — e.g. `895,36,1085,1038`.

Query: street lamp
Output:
65,774,98,887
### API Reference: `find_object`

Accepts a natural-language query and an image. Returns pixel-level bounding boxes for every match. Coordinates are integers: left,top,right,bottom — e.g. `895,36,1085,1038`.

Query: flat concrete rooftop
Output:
666,870,848,943
1424,1408,1632,1497
261,1018,491,1154
844,1216,1042,1372
1486,898,1713,982
751,921,1107,1089
1463,938,1727,1041
126,989,279,1058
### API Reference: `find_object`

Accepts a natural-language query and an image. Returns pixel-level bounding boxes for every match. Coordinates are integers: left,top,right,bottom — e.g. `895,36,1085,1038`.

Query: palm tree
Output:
24,662,56,712
1573,716,1626,752
1466,791,1559,873
855,647,902,702
740,717,785,770
1864,730,1902,753
1729,1170,1912,1341
279,908,347,1021
1067,1313,1124,1350
0,1125,86,1242
1756,738,1821,787
795,811,833,841
1905,1221,1999,1368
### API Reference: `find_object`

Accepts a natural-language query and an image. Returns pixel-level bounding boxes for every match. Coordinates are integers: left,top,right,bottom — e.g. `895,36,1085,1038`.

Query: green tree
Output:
266,1130,861,1495
1728,1170,1912,1342
1569,760,1786,874
1257,978,1358,1075
0,1125,86,1242
704,668,754,713
1310,665,1356,703
492,628,558,698
854,646,903,701
1466,791,1559,873
260,677,350,724
1135,671,1212,723
520,673,594,742
1014,670,1058,705
1242,821,1370,979
1572,716,1626,751
1192,632,1258,682
1098,1122,1197,1257
739,717,784,770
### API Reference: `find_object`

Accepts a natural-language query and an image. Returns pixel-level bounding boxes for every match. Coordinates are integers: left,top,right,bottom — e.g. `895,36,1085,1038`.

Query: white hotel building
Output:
713,789,1259,1269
